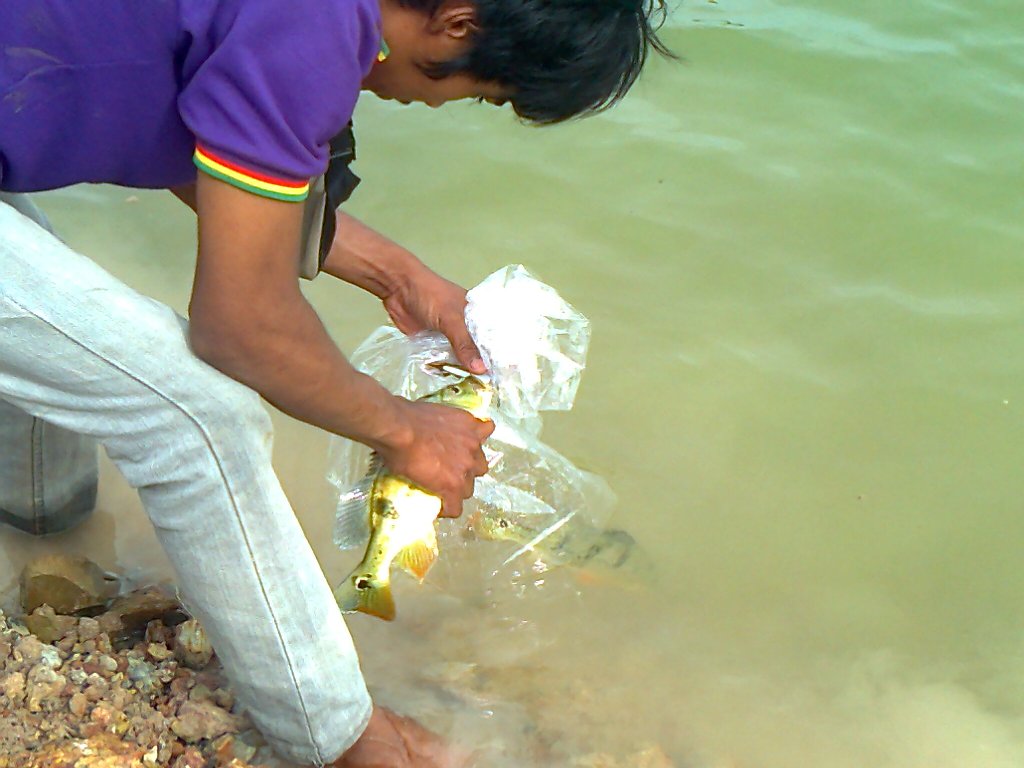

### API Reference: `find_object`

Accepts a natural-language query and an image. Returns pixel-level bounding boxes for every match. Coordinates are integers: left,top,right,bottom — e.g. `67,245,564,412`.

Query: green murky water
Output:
3,0,1024,764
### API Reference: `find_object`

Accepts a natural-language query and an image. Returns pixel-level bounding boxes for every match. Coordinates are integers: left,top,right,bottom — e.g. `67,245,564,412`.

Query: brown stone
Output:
20,554,118,615
145,642,173,662
170,699,241,743
25,665,66,712
94,587,186,643
1,671,26,703
69,691,90,717
173,619,213,670
77,616,101,642
13,635,44,665
23,606,78,644
171,747,205,768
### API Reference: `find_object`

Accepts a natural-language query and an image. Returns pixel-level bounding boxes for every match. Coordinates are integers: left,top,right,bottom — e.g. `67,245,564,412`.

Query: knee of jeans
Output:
186,376,273,448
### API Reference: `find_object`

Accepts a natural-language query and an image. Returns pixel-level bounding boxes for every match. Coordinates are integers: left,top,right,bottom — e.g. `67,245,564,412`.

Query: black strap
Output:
317,122,361,268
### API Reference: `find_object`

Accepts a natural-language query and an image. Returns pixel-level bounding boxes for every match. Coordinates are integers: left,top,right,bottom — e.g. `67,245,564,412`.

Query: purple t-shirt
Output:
0,0,381,202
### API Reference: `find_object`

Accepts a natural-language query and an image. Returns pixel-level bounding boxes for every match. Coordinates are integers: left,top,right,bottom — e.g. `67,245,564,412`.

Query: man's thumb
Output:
449,327,486,375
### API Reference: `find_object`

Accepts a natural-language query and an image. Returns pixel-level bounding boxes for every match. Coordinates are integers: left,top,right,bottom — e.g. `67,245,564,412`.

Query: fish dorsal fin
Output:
333,463,380,550
394,527,439,582
366,452,383,474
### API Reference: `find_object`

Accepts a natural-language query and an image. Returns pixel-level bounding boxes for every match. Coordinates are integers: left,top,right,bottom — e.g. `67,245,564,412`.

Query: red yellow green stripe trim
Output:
193,145,310,202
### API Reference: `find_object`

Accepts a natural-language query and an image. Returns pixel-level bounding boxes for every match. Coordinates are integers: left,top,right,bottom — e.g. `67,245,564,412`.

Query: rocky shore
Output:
0,556,267,768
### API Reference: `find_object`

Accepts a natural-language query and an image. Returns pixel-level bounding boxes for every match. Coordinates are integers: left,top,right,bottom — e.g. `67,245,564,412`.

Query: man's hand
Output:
380,399,494,518
382,262,485,375
321,212,485,374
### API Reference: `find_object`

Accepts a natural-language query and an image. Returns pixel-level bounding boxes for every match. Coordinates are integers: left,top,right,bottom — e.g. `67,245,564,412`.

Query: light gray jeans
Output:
0,194,371,764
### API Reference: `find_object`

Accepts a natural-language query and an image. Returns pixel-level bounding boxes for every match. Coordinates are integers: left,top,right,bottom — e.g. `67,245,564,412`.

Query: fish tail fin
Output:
334,572,396,621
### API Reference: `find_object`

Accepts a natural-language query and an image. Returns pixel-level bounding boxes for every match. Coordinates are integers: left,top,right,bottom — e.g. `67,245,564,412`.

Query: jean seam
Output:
3,295,326,761
29,416,45,535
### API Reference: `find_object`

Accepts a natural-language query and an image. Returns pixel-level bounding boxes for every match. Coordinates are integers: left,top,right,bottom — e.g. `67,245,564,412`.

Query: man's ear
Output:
428,2,479,40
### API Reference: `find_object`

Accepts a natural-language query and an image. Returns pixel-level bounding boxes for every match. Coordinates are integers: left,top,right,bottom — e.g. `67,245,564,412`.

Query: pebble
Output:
77,617,101,642
174,619,214,670
2,671,26,702
14,635,44,665
39,645,62,669
146,642,173,661
24,606,78,644
171,699,241,743
69,692,89,717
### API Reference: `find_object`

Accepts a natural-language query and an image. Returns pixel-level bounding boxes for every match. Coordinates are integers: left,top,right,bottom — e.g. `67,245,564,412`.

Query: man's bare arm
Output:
187,174,490,514
321,211,485,373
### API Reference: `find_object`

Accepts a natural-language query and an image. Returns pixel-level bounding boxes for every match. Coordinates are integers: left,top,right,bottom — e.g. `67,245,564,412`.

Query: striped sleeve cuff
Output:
193,145,310,202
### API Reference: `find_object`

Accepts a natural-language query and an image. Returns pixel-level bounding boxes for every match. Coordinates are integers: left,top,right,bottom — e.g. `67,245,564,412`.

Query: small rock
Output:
56,634,77,655
26,665,66,711
211,733,258,766
24,605,79,644
171,746,206,768
171,699,241,743
69,691,90,717
77,616,102,641
89,701,130,734
84,679,110,702
96,587,186,642
174,619,213,670
145,620,172,645
212,687,234,710
14,634,44,665
39,644,62,669
20,554,118,614
146,641,173,661
128,657,161,694
188,683,213,702
1,671,26,702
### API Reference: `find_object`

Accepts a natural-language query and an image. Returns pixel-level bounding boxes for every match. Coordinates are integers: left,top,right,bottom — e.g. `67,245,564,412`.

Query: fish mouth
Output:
423,360,474,379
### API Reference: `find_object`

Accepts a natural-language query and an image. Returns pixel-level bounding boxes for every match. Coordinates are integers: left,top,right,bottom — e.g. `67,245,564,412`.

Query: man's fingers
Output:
443,319,486,375
440,493,463,519
469,445,489,476
476,418,495,439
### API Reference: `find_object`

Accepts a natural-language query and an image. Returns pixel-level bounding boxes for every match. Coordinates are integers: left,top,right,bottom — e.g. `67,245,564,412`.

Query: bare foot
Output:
331,706,472,768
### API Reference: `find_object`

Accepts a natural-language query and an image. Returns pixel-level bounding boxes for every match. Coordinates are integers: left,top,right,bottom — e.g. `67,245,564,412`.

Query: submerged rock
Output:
174,619,214,670
20,554,118,615
171,699,242,743
23,605,78,644
95,587,187,642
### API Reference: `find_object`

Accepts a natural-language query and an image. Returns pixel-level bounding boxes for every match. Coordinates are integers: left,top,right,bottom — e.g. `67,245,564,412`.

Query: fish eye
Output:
448,384,462,394
498,519,509,528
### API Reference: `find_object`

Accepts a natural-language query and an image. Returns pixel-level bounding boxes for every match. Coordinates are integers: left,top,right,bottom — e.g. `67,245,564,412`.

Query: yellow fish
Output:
334,374,492,621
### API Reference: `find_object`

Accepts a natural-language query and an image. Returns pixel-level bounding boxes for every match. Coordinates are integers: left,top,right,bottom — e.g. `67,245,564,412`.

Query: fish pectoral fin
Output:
334,471,377,549
394,538,439,582
334,573,396,621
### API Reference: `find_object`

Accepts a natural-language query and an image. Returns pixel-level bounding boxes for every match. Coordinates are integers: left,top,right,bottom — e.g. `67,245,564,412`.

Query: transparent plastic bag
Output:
465,264,590,421
328,266,614,588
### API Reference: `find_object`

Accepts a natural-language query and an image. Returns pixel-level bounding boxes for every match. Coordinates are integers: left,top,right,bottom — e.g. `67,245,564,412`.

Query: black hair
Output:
401,0,676,124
